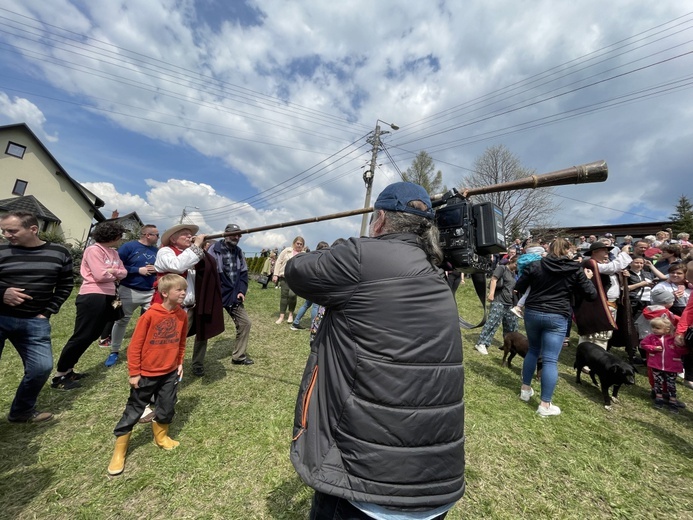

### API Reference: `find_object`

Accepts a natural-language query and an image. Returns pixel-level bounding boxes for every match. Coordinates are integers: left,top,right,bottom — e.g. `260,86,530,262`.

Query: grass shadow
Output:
0,466,54,519
42,352,114,416
627,417,693,453
266,474,312,519
0,417,56,518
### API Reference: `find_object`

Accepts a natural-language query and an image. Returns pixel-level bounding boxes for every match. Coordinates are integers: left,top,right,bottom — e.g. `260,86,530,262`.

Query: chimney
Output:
111,210,119,219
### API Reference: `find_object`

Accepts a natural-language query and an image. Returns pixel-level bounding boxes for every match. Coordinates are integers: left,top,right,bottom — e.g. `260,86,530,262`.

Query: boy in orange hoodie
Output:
108,274,188,476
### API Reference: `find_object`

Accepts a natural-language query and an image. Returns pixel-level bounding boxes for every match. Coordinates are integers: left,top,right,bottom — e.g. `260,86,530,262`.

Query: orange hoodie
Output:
127,303,188,377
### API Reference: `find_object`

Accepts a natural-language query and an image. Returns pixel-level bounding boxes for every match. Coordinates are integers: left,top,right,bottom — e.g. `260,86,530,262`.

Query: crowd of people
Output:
475,230,693,417
2,195,693,518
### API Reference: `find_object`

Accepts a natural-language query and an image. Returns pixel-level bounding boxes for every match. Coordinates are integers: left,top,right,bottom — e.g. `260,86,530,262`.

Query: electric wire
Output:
0,8,689,225
0,8,371,132
395,12,693,137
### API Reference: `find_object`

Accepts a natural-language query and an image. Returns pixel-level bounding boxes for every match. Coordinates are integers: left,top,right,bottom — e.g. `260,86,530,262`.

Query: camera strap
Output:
458,272,489,329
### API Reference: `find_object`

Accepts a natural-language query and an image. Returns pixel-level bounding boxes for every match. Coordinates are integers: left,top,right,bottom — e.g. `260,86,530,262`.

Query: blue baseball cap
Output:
373,182,434,220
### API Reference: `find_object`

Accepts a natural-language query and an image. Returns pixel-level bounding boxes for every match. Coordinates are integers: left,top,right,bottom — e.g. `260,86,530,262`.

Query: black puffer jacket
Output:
514,254,597,317
285,233,465,508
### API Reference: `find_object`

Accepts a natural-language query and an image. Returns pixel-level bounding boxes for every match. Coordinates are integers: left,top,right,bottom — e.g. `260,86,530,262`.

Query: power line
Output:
0,8,371,133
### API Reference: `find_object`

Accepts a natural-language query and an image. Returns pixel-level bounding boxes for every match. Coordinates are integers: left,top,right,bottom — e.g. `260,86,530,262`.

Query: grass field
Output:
0,279,692,519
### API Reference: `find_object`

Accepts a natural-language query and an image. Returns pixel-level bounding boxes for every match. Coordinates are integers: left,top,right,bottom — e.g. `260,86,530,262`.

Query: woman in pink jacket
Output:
52,222,127,389
641,316,688,412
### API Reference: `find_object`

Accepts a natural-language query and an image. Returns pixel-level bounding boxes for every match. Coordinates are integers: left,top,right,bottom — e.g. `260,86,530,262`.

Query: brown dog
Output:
502,331,542,378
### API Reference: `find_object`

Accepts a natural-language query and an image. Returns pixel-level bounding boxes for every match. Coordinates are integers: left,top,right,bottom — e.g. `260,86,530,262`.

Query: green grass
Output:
0,280,692,519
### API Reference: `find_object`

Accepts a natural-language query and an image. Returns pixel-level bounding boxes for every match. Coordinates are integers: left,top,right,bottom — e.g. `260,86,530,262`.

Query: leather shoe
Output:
232,358,254,366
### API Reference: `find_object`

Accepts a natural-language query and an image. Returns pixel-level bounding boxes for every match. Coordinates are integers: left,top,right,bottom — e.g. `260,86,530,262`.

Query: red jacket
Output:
676,296,693,335
640,333,687,373
127,303,187,377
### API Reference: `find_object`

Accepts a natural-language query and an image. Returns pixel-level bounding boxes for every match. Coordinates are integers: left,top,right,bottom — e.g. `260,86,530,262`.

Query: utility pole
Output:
360,120,398,236
179,205,199,224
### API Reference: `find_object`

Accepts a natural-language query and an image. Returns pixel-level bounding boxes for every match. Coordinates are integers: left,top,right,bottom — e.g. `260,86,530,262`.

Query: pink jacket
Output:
79,243,127,295
640,333,687,373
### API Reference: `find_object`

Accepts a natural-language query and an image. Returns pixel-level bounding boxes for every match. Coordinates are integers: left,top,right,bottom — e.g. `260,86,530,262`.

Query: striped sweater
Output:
0,242,74,318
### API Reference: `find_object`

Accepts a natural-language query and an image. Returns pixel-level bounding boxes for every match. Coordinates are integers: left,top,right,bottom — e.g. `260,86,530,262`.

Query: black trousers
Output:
309,491,449,520
56,294,116,372
113,370,179,437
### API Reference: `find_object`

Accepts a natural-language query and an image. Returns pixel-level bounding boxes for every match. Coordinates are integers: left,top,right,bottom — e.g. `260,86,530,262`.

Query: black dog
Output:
501,332,542,379
574,342,636,410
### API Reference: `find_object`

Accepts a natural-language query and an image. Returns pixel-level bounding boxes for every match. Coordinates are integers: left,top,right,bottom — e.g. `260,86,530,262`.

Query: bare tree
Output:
401,151,445,195
460,145,556,239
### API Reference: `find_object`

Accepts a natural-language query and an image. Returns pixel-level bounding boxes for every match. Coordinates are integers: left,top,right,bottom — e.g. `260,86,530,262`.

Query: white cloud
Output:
0,93,58,142
2,0,692,247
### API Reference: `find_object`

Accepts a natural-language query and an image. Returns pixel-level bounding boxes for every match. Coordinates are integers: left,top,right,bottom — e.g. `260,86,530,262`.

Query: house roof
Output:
530,221,674,240
0,194,61,222
0,123,105,221
102,211,144,228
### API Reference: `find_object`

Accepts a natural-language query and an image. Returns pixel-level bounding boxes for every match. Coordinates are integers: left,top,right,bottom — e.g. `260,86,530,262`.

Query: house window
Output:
5,142,26,159
12,179,28,196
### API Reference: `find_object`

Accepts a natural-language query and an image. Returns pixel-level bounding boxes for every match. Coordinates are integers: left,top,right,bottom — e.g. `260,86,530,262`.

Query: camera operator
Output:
285,182,464,519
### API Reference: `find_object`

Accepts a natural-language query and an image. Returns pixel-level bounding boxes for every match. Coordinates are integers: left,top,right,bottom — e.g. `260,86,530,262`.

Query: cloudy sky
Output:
1,1,691,251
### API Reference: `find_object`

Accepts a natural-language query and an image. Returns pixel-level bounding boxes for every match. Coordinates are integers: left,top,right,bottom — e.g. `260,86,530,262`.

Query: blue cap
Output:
373,182,434,220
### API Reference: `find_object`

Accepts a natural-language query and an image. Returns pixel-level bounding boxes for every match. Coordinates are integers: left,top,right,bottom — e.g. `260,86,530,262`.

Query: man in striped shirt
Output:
0,211,74,423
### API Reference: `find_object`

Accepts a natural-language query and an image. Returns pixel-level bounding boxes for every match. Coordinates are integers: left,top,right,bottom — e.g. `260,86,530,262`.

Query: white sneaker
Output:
520,387,534,402
474,344,488,355
510,306,524,318
537,404,561,417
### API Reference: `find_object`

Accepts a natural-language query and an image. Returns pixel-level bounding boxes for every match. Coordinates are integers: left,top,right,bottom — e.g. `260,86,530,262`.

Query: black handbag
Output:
257,274,269,286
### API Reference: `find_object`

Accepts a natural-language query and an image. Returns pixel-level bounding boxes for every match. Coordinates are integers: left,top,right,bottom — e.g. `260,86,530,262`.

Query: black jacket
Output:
285,233,465,508
514,255,597,318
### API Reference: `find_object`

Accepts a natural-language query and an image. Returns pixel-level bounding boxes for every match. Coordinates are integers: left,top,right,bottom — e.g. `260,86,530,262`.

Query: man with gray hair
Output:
208,223,253,369
104,224,159,367
285,182,465,519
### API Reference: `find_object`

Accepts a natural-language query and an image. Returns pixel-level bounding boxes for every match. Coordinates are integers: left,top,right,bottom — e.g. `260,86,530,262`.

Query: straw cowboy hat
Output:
161,224,199,247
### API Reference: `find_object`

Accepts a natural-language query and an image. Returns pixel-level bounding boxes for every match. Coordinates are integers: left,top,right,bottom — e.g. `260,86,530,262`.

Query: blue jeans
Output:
522,308,569,403
0,314,54,417
293,300,316,326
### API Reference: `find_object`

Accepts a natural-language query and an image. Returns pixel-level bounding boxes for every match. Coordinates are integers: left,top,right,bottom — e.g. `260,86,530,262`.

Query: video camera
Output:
433,189,506,274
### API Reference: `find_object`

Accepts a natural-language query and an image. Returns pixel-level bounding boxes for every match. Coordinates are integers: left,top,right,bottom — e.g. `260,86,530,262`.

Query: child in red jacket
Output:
641,316,688,413
108,274,188,475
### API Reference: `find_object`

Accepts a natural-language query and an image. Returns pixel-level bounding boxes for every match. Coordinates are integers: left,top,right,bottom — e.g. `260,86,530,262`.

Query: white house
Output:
0,123,105,243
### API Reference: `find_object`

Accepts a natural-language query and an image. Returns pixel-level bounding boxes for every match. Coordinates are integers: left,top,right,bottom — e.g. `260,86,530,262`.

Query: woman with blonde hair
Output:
514,238,597,416
260,251,276,289
272,236,304,324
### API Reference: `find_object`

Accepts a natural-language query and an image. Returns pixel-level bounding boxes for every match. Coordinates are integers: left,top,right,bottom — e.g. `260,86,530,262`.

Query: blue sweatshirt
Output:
118,240,159,291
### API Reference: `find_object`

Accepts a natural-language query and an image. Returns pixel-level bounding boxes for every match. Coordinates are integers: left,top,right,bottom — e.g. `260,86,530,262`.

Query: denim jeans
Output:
522,308,569,403
0,314,53,417
293,301,318,326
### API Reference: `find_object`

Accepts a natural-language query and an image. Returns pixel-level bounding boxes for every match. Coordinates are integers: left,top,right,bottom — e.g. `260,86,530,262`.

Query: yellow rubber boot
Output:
152,422,180,450
107,432,131,475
